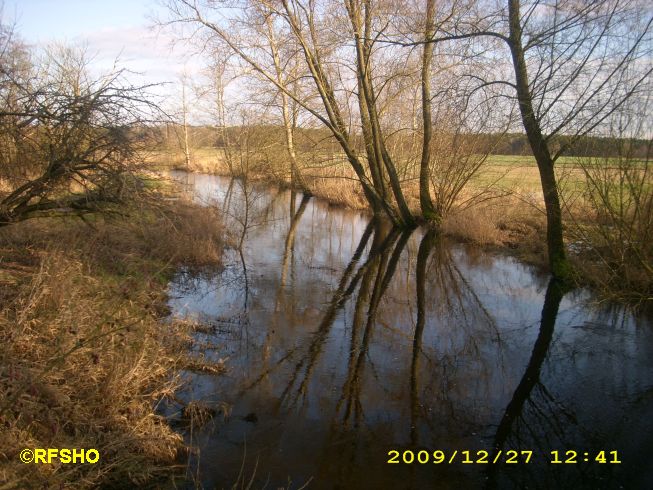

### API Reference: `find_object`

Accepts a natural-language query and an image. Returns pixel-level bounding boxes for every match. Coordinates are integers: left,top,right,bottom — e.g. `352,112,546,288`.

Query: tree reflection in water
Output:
487,278,566,489
168,174,653,489
280,219,408,411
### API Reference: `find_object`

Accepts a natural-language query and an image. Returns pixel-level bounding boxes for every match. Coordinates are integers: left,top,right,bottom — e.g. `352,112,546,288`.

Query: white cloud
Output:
78,25,204,89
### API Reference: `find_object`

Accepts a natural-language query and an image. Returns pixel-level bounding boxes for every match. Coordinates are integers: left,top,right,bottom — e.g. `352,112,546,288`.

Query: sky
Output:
3,0,202,103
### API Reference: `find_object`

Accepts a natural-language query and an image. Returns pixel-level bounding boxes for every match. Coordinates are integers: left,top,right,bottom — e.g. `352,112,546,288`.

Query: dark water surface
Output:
167,172,653,489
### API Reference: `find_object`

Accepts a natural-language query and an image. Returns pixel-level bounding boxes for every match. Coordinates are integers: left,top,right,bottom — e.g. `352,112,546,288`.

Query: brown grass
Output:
441,198,548,265
146,148,226,175
442,205,507,247
303,174,368,209
0,193,223,488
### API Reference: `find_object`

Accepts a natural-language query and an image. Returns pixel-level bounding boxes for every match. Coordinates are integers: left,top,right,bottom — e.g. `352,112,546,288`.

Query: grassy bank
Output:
152,147,651,303
150,147,549,259
0,185,223,488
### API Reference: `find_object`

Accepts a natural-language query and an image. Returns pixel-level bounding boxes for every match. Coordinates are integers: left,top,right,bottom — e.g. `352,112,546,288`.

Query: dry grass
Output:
303,174,368,209
146,148,226,175
0,194,223,488
180,401,216,429
442,205,506,247
183,355,227,375
441,198,548,262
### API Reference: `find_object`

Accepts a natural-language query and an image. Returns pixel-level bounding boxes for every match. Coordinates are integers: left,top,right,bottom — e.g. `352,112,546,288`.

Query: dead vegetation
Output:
183,354,228,375
563,151,653,302
180,401,216,429
0,192,223,489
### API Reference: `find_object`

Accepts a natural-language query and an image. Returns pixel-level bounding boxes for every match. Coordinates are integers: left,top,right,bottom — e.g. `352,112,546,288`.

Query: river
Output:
166,171,653,489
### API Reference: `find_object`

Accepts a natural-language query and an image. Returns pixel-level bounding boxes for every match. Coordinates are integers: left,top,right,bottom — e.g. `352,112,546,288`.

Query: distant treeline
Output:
482,133,651,159
153,124,651,160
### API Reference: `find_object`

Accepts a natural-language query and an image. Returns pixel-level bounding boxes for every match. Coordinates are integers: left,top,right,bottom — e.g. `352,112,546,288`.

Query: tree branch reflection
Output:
487,279,569,489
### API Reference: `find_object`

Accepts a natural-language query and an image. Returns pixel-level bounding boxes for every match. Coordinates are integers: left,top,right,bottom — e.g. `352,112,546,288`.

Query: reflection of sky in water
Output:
167,172,653,489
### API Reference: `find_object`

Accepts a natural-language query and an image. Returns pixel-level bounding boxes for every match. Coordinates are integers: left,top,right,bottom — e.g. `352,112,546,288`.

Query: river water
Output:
167,172,653,489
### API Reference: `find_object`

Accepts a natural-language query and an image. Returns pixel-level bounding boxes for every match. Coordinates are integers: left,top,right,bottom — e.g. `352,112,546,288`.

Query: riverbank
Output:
0,185,223,488
154,149,544,246
154,148,650,304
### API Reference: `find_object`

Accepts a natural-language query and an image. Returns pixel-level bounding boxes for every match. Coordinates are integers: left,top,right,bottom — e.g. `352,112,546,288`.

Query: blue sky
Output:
5,0,153,43
3,0,202,102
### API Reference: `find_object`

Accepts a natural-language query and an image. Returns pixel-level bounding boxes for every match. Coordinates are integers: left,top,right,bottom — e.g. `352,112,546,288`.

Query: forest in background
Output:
156,125,653,159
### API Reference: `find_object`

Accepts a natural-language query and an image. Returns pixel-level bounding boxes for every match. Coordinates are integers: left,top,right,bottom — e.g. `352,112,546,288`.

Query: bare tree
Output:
161,0,418,225
181,72,192,169
193,48,237,174
258,4,308,191
563,98,653,297
418,0,438,221
505,0,651,278
367,0,652,278
440,0,653,279
0,39,160,226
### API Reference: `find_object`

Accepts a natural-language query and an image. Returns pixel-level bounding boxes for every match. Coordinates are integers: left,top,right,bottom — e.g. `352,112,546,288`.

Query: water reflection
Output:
168,173,653,489
487,278,565,489
411,229,436,448
279,191,311,290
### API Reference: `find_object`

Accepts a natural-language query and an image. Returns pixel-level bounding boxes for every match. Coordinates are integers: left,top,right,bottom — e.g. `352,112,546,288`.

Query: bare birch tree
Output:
161,0,416,225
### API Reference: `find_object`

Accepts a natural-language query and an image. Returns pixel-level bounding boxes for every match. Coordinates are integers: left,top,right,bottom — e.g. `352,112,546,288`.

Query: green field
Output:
150,146,647,198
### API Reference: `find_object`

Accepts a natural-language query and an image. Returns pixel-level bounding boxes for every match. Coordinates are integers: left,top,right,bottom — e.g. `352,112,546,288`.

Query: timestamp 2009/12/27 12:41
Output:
386,449,622,465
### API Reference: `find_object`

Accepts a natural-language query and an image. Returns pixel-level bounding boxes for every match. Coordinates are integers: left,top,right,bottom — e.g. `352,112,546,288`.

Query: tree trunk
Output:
265,16,308,192
182,82,191,170
508,0,571,281
419,0,438,222
347,0,414,227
